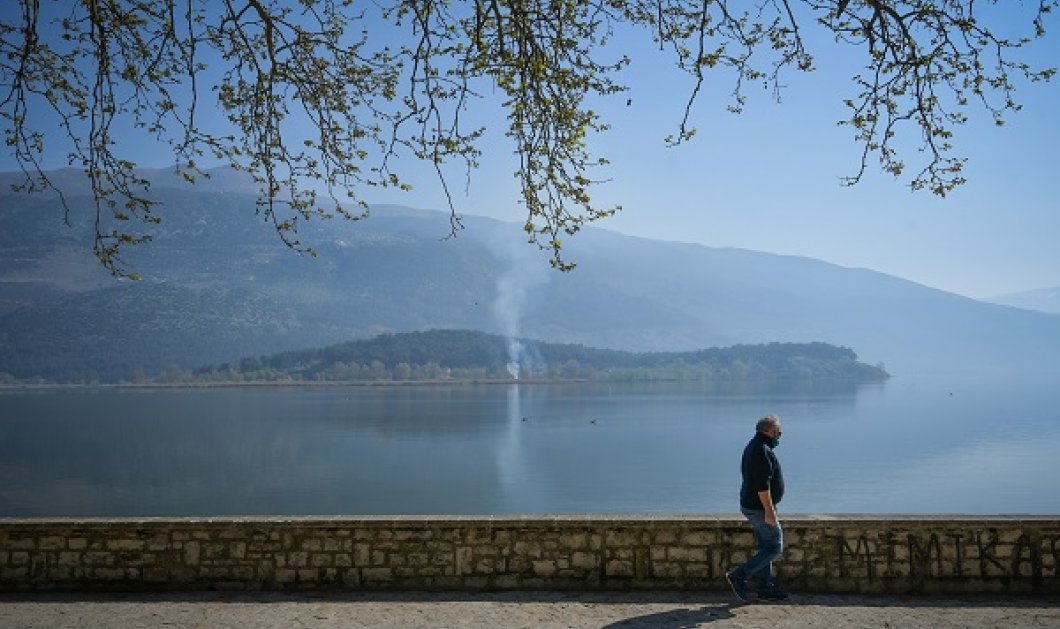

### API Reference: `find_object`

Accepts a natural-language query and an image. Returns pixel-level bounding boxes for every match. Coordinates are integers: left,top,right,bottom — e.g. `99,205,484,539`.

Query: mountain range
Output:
986,286,1060,315
1,167,1057,382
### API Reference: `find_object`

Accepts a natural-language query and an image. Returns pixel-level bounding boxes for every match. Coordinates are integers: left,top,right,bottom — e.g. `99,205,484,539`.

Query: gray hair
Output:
756,414,781,433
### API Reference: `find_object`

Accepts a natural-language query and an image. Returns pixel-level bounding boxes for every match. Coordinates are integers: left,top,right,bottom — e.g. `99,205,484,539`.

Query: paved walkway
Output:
2,591,1058,628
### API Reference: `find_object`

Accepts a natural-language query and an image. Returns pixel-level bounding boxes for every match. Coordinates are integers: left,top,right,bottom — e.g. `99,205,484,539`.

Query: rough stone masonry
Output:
1,515,1058,593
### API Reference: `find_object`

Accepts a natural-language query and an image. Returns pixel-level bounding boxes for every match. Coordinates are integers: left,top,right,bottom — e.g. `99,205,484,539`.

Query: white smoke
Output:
490,230,549,380
495,266,529,379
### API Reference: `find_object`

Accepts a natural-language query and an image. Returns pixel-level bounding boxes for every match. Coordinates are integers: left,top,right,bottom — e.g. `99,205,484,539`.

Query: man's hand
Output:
758,488,778,527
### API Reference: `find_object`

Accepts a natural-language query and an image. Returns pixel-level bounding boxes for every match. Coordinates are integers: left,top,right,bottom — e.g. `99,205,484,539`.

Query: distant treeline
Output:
188,329,889,384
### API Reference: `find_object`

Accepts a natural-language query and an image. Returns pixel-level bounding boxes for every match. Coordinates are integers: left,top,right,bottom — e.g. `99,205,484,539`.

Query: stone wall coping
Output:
1,514,1057,529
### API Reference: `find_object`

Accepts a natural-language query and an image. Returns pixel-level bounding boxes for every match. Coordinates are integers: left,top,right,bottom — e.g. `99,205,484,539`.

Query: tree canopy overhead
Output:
2,1,1055,276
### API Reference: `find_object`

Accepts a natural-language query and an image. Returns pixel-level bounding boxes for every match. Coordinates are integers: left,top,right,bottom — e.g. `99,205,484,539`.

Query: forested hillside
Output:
191,329,888,383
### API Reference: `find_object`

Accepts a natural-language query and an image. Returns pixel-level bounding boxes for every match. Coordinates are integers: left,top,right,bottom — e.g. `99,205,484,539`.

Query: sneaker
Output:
757,584,790,602
724,571,751,602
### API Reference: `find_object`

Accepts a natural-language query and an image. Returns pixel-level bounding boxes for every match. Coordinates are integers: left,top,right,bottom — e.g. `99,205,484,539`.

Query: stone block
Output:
489,574,520,589
297,569,319,582
605,560,634,577
361,567,393,582
425,540,453,553
169,567,196,583
288,552,308,568
311,554,333,568
39,536,64,550
650,547,667,562
559,533,589,549
203,542,228,560
605,530,641,546
184,541,200,566
230,542,247,559
144,567,170,582
532,560,557,576
652,562,683,578
147,535,170,551
1,566,29,580
407,553,429,567
7,538,35,550
507,556,531,573
455,546,473,575
353,544,371,566
464,528,493,545
431,552,452,567
667,547,707,562
324,539,342,552
571,552,598,570
67,538,88,550
680,531,715,546
371,551,386,566
302,539,323,552
335,554,353,568
731,533,755,547
513,541,542,558
610,548,634,560
340,568,361,586
394,530,432,541
93,567,127,580
274,569,298,584
10,551,30,566
201,566,232,580
653,529,678,545
82,552,112,566
57,552,80,567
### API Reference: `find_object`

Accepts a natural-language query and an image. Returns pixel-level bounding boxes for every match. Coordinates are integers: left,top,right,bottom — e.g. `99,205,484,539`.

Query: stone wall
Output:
1,516,1057,593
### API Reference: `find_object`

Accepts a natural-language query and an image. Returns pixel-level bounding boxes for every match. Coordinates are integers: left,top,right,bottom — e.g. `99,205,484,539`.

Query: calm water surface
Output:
1,377,1057,516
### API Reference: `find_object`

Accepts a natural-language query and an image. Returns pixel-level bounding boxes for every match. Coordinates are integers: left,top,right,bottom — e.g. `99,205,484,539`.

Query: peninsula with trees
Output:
187,329,888,385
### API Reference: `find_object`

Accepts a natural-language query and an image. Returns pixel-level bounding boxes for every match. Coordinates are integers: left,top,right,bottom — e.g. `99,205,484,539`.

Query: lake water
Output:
1,376,1057,516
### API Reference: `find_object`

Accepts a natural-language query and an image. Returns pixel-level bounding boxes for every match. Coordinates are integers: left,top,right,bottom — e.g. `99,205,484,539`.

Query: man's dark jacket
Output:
739,431,784,510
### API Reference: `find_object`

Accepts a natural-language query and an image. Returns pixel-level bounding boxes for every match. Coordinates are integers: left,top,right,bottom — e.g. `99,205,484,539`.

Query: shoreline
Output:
0,375,888,391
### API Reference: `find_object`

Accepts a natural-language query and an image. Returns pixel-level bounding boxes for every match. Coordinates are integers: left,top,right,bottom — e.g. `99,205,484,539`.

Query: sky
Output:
3,3,1058,299
368,7,1060,300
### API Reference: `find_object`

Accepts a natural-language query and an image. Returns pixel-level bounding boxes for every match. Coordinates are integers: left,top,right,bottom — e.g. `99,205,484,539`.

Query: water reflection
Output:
0,376,1055,515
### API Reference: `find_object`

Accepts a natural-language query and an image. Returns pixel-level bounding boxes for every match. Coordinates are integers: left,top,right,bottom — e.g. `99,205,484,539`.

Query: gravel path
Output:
2,592,1058,628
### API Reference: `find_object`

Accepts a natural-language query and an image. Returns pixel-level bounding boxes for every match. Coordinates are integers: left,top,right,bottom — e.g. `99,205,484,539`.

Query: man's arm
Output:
757,489,778,527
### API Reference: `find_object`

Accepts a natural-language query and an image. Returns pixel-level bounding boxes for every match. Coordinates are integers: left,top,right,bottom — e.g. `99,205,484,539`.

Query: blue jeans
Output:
731,507,783,588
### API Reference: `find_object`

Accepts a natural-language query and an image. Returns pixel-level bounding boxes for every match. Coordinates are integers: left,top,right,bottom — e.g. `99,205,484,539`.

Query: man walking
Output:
725,414,789,602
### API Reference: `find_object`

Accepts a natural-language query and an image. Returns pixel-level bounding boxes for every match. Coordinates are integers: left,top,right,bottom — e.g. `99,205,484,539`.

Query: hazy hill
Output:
1,167,1057,381
986,286,1060,315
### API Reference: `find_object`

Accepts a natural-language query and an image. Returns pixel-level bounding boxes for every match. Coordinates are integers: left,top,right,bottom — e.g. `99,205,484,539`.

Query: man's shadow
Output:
599,602,738,628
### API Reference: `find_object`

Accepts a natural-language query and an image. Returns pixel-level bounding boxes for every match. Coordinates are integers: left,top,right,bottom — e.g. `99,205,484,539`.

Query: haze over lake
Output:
2,375,1055,517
